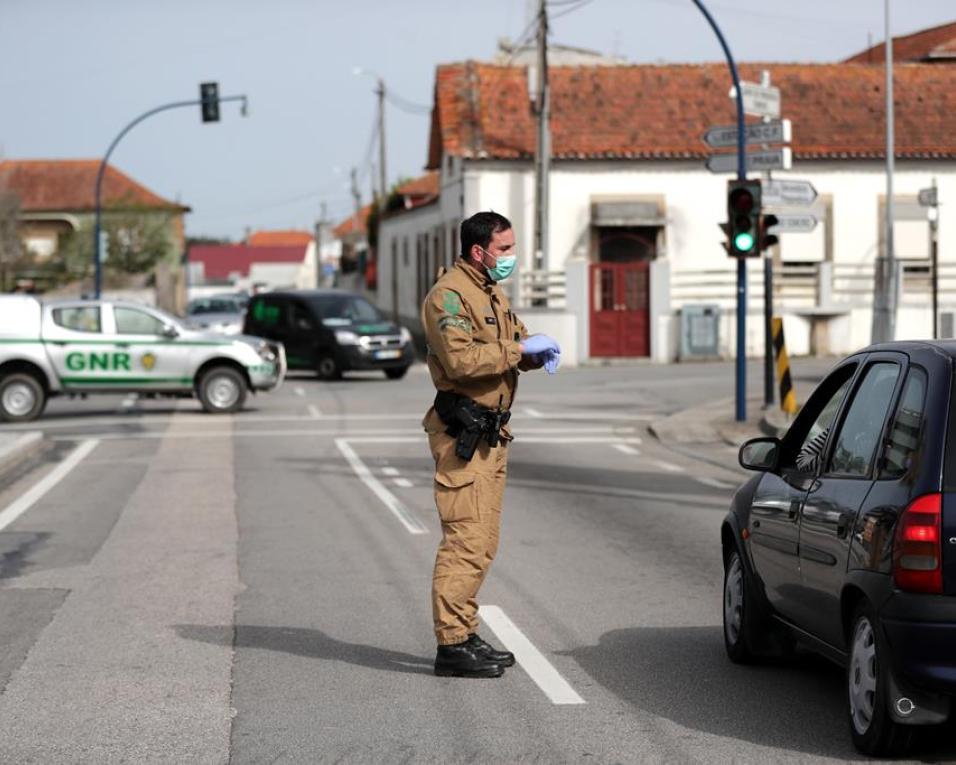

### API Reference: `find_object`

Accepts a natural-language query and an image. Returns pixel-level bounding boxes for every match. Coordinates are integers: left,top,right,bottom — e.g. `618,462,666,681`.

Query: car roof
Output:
854,340,956,359
251,289,361,300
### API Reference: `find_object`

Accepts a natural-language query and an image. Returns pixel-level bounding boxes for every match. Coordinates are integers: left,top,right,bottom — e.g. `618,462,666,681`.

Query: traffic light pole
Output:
692,0,748,422
92,93,248,299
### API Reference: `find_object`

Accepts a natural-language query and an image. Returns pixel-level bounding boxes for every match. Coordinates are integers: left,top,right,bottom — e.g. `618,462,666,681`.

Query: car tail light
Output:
893,493,943,594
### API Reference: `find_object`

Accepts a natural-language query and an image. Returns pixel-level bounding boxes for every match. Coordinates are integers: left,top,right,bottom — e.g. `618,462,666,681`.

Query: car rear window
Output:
880,367,927,479
52,306,101,333
309,295,381,326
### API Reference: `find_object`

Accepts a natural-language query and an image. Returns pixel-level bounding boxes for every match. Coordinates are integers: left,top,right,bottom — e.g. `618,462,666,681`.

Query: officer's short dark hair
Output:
460,211,512,256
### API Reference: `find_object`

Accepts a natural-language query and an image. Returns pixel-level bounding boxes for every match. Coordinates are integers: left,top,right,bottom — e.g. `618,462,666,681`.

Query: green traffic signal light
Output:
734,231,755,251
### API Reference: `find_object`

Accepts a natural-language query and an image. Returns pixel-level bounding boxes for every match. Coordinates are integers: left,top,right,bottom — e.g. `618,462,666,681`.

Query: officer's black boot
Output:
466,633,515,667
434,640,504,678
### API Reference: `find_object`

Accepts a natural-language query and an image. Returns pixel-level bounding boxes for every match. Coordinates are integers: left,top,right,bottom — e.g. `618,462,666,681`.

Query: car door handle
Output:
837,515,853,539
115,342,131,349
787,500,801,521
51,340,67,346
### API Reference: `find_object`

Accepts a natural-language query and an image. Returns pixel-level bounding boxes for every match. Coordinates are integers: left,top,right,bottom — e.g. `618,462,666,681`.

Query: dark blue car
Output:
723,341,956,756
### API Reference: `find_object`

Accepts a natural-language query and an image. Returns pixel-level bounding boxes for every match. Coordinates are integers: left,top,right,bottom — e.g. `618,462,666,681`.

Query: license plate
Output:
374,349,402,360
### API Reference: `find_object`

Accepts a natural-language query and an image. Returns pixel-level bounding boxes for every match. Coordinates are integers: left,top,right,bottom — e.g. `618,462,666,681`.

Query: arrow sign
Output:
729,82,781,119
763,179,818,206
706,148,792,174
768,214,818,234
703,120,791,149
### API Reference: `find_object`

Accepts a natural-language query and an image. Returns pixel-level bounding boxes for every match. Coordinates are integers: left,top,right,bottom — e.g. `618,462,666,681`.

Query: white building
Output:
377,22,956,364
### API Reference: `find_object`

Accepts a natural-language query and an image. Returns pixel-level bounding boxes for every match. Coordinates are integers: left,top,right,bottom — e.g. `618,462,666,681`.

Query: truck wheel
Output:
197,366,247,414
316,355,342,381
0,373,47,422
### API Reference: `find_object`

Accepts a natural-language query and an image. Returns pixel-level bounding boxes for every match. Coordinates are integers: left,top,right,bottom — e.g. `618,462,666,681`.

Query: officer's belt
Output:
433,391,511,460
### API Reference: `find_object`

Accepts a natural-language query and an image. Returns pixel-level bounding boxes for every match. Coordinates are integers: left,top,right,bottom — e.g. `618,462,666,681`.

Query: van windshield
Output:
309,295,383,327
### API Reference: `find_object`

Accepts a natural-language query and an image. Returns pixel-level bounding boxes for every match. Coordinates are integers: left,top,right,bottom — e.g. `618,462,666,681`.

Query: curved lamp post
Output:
93,92,248,298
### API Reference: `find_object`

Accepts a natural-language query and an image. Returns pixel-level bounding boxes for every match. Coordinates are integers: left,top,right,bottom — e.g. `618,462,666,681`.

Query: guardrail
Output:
518,269,566,309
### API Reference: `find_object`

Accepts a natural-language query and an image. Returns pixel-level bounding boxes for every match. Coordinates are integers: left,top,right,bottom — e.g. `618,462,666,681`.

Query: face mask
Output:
482,248,517,282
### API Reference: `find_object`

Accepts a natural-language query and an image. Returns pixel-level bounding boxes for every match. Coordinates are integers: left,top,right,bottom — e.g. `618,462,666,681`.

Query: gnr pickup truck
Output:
0,295,286,422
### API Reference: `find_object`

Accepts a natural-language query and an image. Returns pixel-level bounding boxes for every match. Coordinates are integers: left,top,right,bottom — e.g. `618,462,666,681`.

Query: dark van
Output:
243,290,415,380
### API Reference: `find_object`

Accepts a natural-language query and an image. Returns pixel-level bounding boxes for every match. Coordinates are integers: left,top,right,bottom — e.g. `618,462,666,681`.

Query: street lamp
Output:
353,67,387,212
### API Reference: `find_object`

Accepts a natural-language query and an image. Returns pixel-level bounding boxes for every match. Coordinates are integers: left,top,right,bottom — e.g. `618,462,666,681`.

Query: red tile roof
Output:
188,244,307,279
0,159,188,213
397,171,439,197
427,60,956,165
247,229,313,246
333,203,373,238
844,21,956,64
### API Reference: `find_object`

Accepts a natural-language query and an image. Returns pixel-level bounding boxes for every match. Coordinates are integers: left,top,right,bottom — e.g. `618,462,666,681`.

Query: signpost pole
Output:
692,0,748,422
761,71,774,410
931,177,939,339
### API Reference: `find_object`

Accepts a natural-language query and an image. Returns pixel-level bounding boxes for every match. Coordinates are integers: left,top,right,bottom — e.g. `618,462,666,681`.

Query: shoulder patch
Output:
443,291,462,316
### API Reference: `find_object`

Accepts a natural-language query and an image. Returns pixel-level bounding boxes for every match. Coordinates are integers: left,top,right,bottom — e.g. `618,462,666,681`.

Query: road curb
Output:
0,431,45,476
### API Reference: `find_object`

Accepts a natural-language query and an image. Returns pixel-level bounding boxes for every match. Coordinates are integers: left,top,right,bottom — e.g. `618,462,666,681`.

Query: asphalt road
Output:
1,358,955,763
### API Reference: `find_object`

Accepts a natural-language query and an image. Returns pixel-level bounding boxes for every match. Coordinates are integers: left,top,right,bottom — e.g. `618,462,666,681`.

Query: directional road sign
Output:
702,119,791,149
918,187,939,207
762,179,818,207
768,214,818,234
728,82,781,119
706,147,792,174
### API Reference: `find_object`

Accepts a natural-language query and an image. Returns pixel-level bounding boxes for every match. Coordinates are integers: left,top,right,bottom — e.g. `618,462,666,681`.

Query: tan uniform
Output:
421,258,534,645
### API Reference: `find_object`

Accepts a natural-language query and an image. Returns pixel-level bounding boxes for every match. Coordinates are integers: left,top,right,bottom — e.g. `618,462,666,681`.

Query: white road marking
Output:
382,467,400,476
652,459,682,473
335,439,428,535
613,444,640,456
392,477,413,488
695,476,735,489
479,606,585,706
523,407,543,418
307,404,322,419
0,440,99,533
294,387,306,397
120,394,137,409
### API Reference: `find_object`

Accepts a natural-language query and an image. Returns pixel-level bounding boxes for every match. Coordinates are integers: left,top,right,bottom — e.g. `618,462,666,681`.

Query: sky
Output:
1,0,954,240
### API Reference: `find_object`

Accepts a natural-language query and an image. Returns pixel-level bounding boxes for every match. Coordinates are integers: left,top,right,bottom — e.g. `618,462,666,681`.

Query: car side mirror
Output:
161,324,179,339
739,437,781,472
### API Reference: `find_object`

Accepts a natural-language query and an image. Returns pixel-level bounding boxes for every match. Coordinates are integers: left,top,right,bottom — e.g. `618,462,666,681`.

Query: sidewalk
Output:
649,396,793,450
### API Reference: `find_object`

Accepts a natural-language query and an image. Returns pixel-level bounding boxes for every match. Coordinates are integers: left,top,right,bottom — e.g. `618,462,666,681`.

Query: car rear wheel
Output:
0,373,47,422
197,366,247,414
847,603,912,757
723,549,756,663
316,355,342,381
384,366,409,380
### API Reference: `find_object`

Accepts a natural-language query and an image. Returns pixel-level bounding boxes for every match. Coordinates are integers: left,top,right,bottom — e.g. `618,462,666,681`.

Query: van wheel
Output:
384,366,409,380
0,373,47,422
847,603,913,757
316,356,341,381
197,366,247,414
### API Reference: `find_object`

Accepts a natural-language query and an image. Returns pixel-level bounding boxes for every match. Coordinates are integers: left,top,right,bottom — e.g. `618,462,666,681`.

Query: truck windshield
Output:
309,295,383,327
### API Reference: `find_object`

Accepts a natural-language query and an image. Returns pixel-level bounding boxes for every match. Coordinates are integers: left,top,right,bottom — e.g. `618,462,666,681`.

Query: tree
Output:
0,187,23,291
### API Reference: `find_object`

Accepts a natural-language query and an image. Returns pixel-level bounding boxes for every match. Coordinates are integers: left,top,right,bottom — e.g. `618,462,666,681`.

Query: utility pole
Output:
761,70,775,409
376,78,387,211
533,0,551,282
350,167,362,233
872,0,897,344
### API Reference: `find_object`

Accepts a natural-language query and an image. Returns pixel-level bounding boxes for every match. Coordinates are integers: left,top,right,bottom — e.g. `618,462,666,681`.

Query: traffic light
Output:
725,179,762,257
760,213,780,252
200,82,220,123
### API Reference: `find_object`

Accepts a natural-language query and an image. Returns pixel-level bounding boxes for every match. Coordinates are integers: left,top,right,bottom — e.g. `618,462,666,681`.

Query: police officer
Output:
422,211,560,678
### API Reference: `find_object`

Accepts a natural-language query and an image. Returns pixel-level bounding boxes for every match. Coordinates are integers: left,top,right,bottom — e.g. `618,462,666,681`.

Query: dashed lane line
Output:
334,439,428,535
479,606,585,706
382,467,400,477
523,407,544,418
393,478,413,488
613,444,640,456
294,387,306,397
0,439,100,533
651,459,682,473
307,404,322,419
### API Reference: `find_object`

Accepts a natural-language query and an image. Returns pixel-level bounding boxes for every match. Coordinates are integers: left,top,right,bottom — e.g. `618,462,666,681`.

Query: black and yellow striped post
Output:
771,317,798,415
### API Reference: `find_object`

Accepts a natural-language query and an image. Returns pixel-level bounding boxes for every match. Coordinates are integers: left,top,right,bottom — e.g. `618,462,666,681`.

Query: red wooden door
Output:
589,263,650,357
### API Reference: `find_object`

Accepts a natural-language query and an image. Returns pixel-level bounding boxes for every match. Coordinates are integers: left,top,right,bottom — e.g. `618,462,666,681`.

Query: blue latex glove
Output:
543,349,560,375
522,333,560,356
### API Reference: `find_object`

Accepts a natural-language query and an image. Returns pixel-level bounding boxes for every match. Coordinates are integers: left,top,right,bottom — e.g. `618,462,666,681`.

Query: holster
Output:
434,391,511,461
